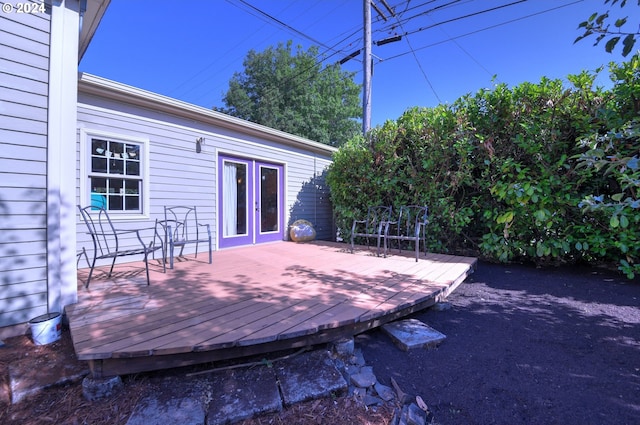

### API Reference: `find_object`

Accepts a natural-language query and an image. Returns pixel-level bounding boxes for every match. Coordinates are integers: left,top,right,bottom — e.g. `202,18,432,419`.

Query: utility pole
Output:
339,1,397,135
363,0,372,135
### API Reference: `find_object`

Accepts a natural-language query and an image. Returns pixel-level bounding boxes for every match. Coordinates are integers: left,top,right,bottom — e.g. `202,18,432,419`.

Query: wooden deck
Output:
66,241,477,377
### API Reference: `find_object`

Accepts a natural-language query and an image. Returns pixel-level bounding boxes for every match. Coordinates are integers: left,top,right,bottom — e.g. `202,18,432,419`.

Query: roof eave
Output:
78,0,111,61
77,73,338,155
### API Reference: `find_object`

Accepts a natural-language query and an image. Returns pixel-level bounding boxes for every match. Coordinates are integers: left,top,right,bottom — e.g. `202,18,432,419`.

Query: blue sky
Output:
80,0,629,128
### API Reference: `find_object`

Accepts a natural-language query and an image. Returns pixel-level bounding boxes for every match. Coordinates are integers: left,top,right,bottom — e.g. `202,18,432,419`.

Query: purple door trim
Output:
218,155,284,249
255,161,284,244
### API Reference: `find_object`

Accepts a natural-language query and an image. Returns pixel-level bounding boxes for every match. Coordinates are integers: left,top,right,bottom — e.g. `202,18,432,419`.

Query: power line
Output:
431,18,498,82
170,0,360,103
401,0,528,39
172,0,585,126
231,0,339,54
167,0,300,100
374,0,465,34
384,1,583,61
363,0,527,107
388,2,442,102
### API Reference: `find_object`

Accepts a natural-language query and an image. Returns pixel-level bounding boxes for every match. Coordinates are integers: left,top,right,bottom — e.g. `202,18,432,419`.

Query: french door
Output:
218,155,284,248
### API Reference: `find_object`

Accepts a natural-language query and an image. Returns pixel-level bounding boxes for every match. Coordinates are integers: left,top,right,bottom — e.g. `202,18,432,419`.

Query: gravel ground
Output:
360,261,640,425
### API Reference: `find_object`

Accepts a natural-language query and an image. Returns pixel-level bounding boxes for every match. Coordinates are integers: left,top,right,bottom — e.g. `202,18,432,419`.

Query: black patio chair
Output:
159,206,212,269
384,205,429,261
77,205,165,288
350,205,393,256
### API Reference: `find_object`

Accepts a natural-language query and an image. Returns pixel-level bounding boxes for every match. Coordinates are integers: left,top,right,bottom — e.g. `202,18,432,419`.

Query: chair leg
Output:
85,257,98,289
208,239,212,264
77,247,89,268
143,253,151,286
156,242,166,274
169,243,174,269
108,257,117,278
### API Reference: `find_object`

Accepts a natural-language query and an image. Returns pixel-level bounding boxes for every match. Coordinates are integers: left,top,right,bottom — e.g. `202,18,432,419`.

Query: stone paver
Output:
277,349,348,406
126,347,423,424
382,318,446,351
374,381,395,401
9,358,88,404
126,376,208,425
350,366,377,388
207,365,281,425
82,375,123,401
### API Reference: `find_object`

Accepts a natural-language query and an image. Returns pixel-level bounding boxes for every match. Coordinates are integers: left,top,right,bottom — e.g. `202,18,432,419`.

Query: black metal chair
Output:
350,206,393,256
77,205,165,288
383,205,429,261
160,206,212,269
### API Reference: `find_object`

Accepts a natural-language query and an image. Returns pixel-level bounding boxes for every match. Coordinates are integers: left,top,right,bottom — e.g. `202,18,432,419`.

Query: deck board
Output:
67,241,476,376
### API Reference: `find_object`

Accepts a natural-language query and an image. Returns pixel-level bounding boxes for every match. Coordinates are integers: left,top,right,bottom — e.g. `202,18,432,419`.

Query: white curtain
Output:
223,163,238,236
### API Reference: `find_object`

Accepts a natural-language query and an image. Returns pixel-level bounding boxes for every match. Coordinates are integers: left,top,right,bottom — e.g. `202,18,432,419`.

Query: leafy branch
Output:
575,0,640,57
577,119,640,278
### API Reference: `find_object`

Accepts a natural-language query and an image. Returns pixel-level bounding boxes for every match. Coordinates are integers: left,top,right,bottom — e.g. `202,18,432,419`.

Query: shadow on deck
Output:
66,241,477,378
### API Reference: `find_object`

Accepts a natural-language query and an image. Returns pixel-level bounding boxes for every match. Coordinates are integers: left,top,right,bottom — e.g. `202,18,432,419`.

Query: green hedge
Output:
327,54,640,277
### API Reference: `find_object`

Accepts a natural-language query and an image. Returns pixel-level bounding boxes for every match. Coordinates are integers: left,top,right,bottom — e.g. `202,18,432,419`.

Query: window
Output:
82,130,148,216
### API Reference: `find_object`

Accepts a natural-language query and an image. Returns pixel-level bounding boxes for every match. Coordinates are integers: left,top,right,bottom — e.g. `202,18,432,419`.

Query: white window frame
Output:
80,129,150,219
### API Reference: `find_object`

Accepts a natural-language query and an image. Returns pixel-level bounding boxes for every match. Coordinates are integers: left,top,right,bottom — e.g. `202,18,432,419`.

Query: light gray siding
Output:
76,90,335,263
285,155,333,240
0,7,51,327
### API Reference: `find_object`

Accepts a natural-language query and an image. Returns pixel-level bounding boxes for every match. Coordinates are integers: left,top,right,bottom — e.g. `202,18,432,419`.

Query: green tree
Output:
575,0,640,57
217,41,361,147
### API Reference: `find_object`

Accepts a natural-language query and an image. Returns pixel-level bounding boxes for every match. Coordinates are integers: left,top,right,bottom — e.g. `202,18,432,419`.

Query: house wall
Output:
0,4,51,330
76,89,334,264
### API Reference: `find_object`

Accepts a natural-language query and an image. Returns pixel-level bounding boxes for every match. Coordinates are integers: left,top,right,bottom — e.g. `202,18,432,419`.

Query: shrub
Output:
326,54,640,277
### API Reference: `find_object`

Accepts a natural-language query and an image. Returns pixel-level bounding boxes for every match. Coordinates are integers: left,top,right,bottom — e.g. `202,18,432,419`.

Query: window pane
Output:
110,141,124,158
223,162,247,236
92,139,108,155
110,158,124,174
90,194,106,210
109,195,123,210
110,179,124,194
91,157,107,173
125,196,140,211
123,180,139,195
236,165,247,234
260,167,279,232
91,177,107,192
126,144,139,159
126,161,140,176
